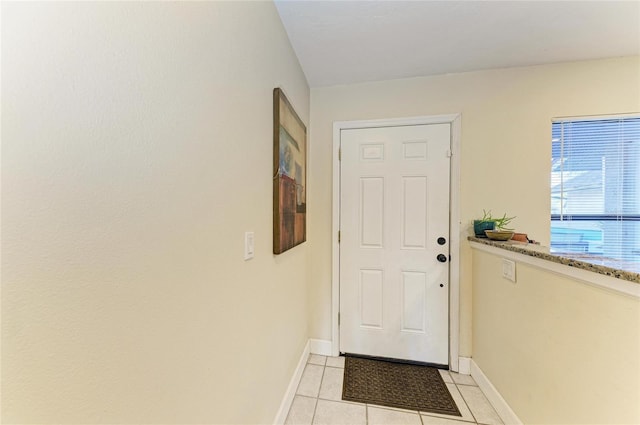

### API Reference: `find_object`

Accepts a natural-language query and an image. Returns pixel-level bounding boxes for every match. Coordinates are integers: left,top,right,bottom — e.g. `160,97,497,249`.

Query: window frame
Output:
550,114,640,262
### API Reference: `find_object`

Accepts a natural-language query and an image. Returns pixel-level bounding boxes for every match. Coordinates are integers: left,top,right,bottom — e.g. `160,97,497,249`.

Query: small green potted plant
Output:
474,210,516,239
473,210,496,238
492,213,515,232
485,212,516,240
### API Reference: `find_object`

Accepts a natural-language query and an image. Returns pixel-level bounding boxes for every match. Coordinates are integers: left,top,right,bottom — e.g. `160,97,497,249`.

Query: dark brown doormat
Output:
342,356,461,416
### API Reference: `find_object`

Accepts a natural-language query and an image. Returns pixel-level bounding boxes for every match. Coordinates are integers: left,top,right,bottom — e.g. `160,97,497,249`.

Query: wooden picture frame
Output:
273,88,307,254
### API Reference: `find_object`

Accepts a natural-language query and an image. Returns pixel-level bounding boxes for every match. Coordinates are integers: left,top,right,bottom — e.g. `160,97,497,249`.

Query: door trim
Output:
331,114,462,372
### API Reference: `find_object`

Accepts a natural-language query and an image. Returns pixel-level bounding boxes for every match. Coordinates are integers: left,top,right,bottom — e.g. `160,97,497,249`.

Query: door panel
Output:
339,124,451,365
401,271,426,332
360,177,384,247
360,269,384,328
402,176,428,249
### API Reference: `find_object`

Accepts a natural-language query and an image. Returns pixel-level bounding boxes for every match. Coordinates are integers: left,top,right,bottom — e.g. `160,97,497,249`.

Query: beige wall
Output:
2,2,309,423
472,249,640,423
309,57,640,355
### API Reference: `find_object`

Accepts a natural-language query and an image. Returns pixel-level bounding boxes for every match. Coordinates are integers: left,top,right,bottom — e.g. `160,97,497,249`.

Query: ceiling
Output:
275,1,640,88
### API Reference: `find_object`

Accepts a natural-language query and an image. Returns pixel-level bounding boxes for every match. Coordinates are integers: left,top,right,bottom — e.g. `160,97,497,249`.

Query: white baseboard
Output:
309,339,333,356
273,340,310,425
471,360,522,425
458,356,471,375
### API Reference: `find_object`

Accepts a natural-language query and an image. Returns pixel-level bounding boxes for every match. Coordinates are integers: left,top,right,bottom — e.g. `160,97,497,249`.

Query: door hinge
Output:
338,312,340,326
338,230,341,243
338,148,342,161
446,149,452,158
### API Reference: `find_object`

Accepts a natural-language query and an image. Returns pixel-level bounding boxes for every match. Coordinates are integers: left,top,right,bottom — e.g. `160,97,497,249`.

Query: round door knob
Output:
437,254,447,263
440,284,444,287
437,237,446,245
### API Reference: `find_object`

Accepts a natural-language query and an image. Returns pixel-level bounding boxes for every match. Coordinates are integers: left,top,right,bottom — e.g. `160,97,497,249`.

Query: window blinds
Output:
551,117,640,264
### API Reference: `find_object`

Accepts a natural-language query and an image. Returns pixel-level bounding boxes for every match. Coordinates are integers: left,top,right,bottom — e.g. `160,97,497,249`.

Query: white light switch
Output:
244,232,254,260
502,259,516,282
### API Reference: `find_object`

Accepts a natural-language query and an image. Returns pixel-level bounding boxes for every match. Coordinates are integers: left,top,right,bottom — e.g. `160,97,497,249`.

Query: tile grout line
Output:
446,367,486,417
317,396,365,406
310,363,327,425
418,405,425,425
288,356,310,425
460,384,504,425
455,383,479,424
363,400,472,424
310,395,319,425
420,412,477,425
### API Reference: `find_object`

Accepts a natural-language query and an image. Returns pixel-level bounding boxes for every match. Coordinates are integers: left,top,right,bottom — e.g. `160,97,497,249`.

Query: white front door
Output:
339,123,451,365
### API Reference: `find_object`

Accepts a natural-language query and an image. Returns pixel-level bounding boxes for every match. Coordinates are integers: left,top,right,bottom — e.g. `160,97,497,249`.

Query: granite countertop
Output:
468,236,640,284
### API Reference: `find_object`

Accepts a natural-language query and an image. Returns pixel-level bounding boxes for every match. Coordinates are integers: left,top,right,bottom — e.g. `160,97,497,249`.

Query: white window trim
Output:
552,112,640,123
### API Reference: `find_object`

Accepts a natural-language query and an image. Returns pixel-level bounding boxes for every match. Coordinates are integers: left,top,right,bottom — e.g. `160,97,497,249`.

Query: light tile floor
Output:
285,355,503,425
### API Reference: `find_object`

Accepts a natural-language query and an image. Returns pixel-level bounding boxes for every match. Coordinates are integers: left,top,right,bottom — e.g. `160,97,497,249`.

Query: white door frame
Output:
331,114,462,372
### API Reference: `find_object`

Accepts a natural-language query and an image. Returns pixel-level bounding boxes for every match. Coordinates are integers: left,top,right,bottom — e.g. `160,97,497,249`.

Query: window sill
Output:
468,237,640,298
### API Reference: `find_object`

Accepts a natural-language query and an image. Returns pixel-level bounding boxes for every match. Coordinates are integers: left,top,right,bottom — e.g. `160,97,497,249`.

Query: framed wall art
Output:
273,88,307,254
